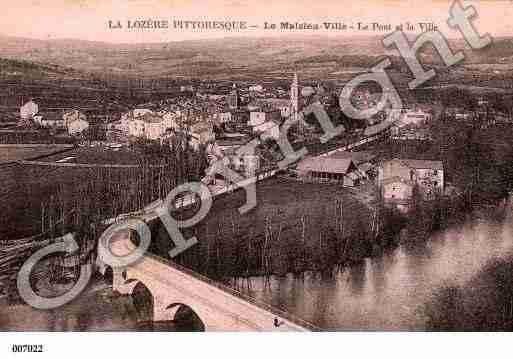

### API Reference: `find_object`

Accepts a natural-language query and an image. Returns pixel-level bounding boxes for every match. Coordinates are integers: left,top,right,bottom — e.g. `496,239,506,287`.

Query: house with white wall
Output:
379,158,444,209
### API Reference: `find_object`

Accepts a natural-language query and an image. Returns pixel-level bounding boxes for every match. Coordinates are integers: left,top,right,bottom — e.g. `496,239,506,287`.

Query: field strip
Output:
17,160,151,168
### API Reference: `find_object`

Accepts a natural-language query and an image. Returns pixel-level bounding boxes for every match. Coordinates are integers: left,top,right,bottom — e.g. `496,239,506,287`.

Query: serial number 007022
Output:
12,345,44,353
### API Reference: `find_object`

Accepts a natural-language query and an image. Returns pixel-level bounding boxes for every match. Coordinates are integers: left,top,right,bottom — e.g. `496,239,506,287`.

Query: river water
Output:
4,198,512,331
234,205,513,330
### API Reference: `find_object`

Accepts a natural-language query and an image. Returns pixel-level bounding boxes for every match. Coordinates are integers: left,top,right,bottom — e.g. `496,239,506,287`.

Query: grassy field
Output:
0,145,132,238
0,144,73,164
150,177,383,278
0,163,135,239
1,141,206,240
40,147,141,165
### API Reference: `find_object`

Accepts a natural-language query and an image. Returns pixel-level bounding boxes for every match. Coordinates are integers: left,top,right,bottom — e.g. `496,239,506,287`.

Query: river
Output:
4,199,512,331
233,203,513,330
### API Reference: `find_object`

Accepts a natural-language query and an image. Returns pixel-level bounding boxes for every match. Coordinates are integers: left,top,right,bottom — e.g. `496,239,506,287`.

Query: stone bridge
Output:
101,233,317,332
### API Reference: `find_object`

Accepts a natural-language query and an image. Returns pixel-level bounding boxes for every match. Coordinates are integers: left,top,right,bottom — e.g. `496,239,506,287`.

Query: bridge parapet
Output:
146,253,320,331
109,236,319,332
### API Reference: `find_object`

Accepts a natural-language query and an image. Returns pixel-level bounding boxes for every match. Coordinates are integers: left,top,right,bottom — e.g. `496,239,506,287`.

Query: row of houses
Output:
295,150,445,212
109,108,215,147
117,109,178,140
203,139,261,184
113,75,302,144
20,100,89,135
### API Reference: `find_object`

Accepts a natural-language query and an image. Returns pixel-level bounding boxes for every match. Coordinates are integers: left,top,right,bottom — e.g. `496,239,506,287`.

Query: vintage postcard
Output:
1,0,513,356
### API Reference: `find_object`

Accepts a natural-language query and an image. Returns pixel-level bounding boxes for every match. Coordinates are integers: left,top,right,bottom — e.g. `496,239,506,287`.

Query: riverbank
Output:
230,202,513,330
424,253,513,331
151,177,405,280
0,277,139,331
0,275,185,331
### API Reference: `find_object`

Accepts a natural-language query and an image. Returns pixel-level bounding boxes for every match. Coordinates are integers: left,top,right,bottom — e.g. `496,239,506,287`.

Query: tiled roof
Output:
138,113,164,124
216,135,251,147
329,151,376,165
394,158,443,170
297,157,355,174
364,118,395,136
39,112,63,121
248,99,290,109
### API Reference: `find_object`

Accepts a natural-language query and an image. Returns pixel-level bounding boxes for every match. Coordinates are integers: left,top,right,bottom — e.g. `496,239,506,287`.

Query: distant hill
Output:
463,38,513,63
0,58,78,78
0,35,511,79
0,35,388,78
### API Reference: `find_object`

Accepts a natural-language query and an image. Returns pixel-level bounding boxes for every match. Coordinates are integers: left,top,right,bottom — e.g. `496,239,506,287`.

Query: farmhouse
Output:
215,135,252,152
296,154,363,186
35,112,66,129
248,99,292,119
63,110,89,135
379,158,444,202
381,176,414,212
326,151,377,179
248,109,281,140
189,122,215,149
401,109,432,126
127,113,168,140
20,100,39,120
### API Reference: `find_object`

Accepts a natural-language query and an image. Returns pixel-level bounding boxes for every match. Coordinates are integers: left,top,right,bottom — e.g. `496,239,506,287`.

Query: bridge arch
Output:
131,281,154,322
103,266,113,285
104,240,313,331
165,303,205,331
110,267,216,329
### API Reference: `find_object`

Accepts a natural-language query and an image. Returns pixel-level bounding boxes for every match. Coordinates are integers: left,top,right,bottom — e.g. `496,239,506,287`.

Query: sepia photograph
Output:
1,0,513,357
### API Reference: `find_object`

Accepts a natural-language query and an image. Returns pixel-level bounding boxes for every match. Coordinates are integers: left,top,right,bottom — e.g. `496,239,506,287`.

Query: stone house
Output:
379,158,444,203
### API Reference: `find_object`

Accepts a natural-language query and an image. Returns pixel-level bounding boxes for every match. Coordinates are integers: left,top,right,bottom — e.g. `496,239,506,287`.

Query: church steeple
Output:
291,73,299,122
228,83,239,110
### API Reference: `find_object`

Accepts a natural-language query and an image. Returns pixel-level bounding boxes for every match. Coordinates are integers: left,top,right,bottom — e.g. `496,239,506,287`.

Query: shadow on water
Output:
131,282,154,323
131,282,204,332
347,262,366,295
236,201,513,330
424,255,513,331
136,305,205,332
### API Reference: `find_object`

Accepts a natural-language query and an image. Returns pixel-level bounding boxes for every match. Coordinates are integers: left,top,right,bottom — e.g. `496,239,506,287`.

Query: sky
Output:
0,0,511,43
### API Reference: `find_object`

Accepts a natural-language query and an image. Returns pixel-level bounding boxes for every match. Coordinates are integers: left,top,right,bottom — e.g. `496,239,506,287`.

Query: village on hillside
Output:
3,36,513,333
6,69,508,212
